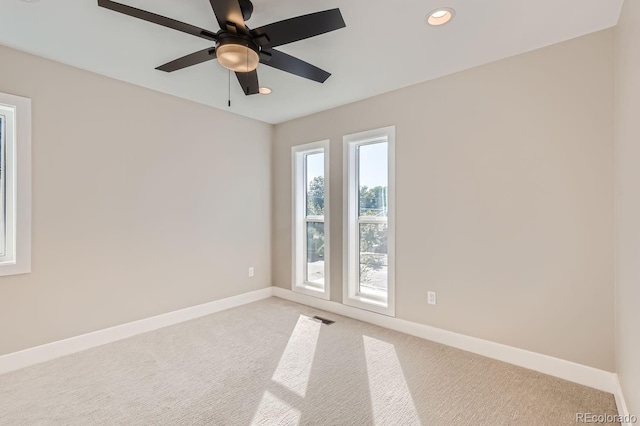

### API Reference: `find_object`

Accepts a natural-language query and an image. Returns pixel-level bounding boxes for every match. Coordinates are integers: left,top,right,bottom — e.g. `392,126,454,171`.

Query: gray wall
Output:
273,30,615,371
0,45,272,356
615,0,640,415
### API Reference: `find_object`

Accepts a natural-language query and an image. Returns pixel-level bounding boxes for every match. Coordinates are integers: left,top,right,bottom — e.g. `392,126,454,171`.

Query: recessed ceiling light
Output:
426,8,455,26
259,87,272,95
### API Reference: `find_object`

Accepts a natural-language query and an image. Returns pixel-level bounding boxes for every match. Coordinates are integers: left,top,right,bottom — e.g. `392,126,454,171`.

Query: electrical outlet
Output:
248,267,254,277
427,291,437,305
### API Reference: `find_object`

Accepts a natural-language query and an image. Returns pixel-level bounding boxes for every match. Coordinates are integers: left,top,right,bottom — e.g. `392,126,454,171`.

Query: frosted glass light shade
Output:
217,43,259,72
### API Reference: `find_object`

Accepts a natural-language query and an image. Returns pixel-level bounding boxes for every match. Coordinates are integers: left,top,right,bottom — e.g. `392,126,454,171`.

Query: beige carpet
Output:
0,297,619,425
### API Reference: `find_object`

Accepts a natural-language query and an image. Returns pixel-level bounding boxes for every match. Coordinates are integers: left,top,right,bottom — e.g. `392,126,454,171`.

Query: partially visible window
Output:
344,126,395,316
292,141,330,299
0,92,31,275
0,111,6,257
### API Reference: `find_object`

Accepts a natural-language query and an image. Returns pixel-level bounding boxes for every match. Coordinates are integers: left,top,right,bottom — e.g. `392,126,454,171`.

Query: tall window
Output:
0,101,16,265
292,141,330,299
344,126,395,316
0,111,6,258
0,92,31,276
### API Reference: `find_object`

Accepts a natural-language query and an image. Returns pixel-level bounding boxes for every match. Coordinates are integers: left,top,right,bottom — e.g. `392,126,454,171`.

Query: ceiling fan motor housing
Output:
239,0,253,21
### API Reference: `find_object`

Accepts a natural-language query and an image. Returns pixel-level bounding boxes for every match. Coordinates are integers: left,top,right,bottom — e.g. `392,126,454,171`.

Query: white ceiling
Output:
0,0,623,124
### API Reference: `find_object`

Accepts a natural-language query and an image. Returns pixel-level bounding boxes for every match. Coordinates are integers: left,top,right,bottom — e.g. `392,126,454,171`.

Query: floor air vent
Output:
312,316,335,325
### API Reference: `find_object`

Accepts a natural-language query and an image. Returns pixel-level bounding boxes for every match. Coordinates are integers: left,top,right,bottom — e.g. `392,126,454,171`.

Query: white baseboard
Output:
273,287,617,394
0,287,274,375
1,285,621,401
613,375,633,426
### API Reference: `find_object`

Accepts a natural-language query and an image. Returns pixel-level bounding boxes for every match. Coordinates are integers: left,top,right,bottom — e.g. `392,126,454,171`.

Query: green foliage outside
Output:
307,176,325,216
306,176,325,262
305,176,388,280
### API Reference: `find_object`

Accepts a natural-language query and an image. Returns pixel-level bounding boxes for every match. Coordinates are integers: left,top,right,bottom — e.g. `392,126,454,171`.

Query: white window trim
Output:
0,92,31,276
343,126,395,316
291,140,330,300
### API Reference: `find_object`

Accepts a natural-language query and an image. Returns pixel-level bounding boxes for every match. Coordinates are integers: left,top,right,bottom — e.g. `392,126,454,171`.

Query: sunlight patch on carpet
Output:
271,315,321,397
363,335,422,426
250,390,301,426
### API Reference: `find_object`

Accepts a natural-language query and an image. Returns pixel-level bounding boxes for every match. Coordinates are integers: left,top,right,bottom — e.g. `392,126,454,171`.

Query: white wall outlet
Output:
248,267,254,277
427,291,437,305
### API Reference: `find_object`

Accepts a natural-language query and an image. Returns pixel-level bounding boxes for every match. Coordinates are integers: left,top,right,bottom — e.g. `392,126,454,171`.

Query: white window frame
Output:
291,140,330,300
0,92,31,276
343,126,395,316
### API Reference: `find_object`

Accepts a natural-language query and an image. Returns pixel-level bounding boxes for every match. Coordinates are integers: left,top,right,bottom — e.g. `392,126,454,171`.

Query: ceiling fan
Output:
97,0,346,95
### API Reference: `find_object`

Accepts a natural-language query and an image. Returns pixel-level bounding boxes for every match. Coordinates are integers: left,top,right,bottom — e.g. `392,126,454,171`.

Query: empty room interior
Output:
0,0,638,424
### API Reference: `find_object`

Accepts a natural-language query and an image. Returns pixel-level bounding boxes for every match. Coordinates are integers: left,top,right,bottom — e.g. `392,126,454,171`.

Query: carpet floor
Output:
0,297,619,425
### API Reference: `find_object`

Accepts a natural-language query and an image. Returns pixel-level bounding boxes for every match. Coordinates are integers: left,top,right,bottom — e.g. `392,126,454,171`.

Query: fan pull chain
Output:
228,69,231,107
245,43,249,94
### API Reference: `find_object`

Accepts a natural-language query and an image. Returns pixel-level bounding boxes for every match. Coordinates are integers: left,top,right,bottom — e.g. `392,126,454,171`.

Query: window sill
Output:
343,294,395,317
292,283,330,300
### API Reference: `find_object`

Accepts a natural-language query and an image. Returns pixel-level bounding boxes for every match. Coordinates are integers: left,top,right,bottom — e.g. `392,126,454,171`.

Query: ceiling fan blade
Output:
261,50,330,83
235,70,259,95
97,0,218,42
251,9,345,48
208,0,247,33
156,48,217,72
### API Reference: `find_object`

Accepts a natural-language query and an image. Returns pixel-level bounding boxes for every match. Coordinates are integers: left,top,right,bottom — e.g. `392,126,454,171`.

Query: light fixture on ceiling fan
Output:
216,39,259,73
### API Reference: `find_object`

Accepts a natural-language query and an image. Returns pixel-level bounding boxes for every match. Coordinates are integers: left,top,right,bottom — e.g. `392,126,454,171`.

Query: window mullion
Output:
357,217,387,224
305,216,324,223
